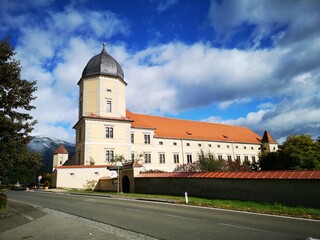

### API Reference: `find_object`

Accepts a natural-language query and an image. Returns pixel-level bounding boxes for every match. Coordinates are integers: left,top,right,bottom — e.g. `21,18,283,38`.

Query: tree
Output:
259,134,320,170
0,37,42,184
198,150,228,172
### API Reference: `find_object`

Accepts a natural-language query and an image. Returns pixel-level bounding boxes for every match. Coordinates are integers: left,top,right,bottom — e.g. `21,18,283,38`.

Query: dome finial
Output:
102,42,106,49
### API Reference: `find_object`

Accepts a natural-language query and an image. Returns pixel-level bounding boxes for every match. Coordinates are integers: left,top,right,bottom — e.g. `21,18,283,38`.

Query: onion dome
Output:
82,43,124,80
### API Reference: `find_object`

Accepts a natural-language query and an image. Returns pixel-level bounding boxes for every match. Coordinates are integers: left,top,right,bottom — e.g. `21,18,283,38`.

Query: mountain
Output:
28,136,75,172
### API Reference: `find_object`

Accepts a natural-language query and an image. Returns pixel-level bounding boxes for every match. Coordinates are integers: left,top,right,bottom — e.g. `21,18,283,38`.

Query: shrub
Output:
0,193,7,209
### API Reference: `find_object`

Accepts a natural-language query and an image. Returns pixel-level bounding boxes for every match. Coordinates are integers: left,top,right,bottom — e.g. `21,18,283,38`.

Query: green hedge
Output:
0,193,7,209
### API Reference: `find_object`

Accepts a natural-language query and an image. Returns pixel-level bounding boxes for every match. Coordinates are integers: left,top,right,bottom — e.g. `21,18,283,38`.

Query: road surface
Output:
4,191,320,240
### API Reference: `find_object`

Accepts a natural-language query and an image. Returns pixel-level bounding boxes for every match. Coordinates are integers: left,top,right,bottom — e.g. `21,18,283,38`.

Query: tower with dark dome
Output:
78,43,127,119
74,43,132,165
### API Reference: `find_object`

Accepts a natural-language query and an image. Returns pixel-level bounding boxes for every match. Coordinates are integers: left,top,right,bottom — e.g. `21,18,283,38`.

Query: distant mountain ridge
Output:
28,136,75,172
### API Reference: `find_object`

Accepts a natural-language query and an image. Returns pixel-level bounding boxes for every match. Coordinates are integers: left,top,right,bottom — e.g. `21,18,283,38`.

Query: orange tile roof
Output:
136,171,320,179
126,110,262,144
54,144,68,154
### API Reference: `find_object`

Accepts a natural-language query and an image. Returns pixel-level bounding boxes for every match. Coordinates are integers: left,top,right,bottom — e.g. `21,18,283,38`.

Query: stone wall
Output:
135,177,320,208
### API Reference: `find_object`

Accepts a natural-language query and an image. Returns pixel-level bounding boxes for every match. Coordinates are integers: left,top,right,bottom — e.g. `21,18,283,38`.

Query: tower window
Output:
131,133,134,143
79,101,82,116
106,100,112,112
107,89,112,92
106,127,113,138
105,149,114,163
78,127,82,142
144,134,150,144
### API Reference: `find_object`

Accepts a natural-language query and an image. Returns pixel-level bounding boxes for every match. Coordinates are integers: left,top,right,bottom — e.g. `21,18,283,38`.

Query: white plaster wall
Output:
55,167,112,189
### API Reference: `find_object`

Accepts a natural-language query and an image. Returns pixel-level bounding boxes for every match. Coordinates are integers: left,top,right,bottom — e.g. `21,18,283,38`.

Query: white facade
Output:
54,166,113,189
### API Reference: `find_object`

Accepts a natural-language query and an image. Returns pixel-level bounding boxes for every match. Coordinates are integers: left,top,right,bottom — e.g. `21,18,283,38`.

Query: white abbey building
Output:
53,44,278,189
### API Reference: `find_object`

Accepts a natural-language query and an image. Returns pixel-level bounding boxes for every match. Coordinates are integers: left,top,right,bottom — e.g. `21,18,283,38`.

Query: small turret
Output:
53,144,69,171
261,130,278,153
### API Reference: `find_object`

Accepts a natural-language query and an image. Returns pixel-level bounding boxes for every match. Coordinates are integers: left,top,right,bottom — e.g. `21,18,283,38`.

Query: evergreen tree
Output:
0,37,42,184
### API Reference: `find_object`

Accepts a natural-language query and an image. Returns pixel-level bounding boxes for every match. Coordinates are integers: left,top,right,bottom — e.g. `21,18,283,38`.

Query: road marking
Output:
21,213,34,221
219,223,291,237
163,213,206,223
126,208,153,214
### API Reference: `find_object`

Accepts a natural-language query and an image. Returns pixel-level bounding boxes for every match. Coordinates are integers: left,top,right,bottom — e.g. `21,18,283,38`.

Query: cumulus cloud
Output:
0,2,130,142
0,0,319,144
205,0,320,140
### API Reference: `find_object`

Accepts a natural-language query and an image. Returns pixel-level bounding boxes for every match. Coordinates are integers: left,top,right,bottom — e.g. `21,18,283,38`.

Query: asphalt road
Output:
5,191,320,240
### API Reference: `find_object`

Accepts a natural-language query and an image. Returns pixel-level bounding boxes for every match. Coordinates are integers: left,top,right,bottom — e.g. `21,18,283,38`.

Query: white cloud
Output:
1,0,319,144
154,0,178,13
1,3,130,142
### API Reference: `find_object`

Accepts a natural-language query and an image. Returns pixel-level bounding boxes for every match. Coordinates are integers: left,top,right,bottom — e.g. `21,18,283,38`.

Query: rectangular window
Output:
78,127,82,142
236,155,241,161
144,153,151,163
159,153,165,164
173,154,179,164
105,150,114,163
252,156,256,162
218,155,223,160
131,133,134,143
106,127,113,138
187,154,192,163
106,100,112,112
79,101,82,116
131,153,135,162
227,155,232,161
244,155,249,161
77,150,81,163
144,134,150,144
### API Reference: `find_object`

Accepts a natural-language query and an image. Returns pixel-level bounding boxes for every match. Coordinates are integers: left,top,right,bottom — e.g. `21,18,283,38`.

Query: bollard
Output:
185,192,188,204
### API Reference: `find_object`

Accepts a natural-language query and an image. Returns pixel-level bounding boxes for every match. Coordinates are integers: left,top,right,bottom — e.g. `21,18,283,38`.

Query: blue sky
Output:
1,0,319,143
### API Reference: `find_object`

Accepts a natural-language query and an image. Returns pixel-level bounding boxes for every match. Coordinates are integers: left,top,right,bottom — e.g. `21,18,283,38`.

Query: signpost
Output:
116,162,123,194
37,175,42,189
